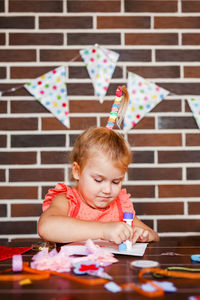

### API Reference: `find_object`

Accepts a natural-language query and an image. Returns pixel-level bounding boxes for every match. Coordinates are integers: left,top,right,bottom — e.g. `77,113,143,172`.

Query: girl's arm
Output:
132,216,160,244
38,194,132,244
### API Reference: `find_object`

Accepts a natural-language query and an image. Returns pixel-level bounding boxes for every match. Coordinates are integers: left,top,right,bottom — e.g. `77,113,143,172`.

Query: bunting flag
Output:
187,97,200,129
24,66,69,128
80,44,119,103
123,72,170,131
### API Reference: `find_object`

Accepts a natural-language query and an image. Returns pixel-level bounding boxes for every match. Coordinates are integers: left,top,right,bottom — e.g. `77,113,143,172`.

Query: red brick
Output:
42,117,68,131
0,186,38,199
156,50,200,62
0,118,38,130
158,116,196,129
68,33,120,46
69,66,122,79
183,34,200,45
9,168,64,182
40,49,81,62
125,0,178,12
67,0,121,12
123,185,155,198
155,17,200,29
132,151,154,164
11,100,47,113
157,82,200,95
158,151,200,163
11,66,57,79
0,83,29,97
9,33,63,45
11,134,66,148
70,117,97,130
0,100,7,113
182,1,200,12
0,152,36,165
0,50,36,62
9,0,62,12
0,17,34,29
188,202,200,215
0,33,5,45
68,83,95,96
0,135,6,147
134,202,184,215
0,0,4,12
0,221,37,234
187,168,200,180
184,66,200,78
11,204,42,217
41,151,70,164
70,100,112,113
0,205,6,217
128,134,182,147
118,49,151,62
97,16,150,29
0,169,5,181
101,116,155,129
128,167,182,181
40,16,92,29
152,100,181,112
125,33,178,45
127,66,180,79
159,185,200,198
158,219,200,233
186,134,200,146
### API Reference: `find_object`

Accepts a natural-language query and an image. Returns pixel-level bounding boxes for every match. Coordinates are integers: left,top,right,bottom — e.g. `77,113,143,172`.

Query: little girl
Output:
38,87,159,245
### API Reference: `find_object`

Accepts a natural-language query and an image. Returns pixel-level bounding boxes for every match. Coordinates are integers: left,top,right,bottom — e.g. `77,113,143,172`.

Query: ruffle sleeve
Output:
42,183,76,212
118,188,136,219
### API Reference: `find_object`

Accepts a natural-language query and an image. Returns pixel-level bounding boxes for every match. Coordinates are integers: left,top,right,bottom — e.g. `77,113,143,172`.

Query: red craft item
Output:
0,246,33,262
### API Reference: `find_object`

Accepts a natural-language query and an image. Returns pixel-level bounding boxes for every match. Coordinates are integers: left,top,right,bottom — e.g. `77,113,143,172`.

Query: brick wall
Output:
0,0,200,241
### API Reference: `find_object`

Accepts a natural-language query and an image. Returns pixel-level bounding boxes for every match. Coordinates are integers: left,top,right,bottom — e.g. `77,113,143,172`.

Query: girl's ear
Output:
72,162,80,181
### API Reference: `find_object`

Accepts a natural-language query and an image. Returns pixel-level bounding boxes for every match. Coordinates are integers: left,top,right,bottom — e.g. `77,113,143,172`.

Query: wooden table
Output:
1,237,200,299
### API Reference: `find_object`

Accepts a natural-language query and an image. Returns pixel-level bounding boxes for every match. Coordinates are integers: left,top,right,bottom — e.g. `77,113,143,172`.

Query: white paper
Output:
94,240,148,256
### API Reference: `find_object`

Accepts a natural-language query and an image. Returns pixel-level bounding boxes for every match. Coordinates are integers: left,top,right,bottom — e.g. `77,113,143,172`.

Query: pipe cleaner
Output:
106,85,129,130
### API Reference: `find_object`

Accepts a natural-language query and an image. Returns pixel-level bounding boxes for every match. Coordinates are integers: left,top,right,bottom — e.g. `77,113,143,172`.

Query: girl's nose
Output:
103,182,112,194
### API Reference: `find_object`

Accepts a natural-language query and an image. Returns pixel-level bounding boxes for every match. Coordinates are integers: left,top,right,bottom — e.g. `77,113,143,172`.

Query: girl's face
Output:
72,152,125,209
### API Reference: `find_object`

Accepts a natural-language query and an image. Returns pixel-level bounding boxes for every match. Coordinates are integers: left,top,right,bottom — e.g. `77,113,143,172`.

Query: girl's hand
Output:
101,221,132,244
131,226,150,245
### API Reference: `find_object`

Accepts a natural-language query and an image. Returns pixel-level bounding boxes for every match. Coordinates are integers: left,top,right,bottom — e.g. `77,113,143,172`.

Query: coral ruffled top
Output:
42,183,135,222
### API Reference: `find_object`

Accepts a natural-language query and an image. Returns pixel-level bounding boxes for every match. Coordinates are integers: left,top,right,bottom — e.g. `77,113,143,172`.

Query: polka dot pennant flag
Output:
80,44,119,103
123,72,170,131
24,66,69,128
187,97,200,129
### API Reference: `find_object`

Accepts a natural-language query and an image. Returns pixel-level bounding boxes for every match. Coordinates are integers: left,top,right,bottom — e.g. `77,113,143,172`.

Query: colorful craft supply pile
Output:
80,44,119,103
31,239,118,272
25,66,69,128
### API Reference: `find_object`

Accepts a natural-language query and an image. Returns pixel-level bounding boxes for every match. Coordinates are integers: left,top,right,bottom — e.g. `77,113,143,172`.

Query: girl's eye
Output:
112,180,120,185
94,178,102,183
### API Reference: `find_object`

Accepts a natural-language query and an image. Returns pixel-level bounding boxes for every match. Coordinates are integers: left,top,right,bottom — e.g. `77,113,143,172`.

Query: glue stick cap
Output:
123,212,133,219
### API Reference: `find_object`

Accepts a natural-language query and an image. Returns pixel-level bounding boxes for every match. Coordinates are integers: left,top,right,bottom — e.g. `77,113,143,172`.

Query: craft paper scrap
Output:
187,97,200,129
0,246,33,262
24,66,69,128
123,72,170,131
80,44,119,103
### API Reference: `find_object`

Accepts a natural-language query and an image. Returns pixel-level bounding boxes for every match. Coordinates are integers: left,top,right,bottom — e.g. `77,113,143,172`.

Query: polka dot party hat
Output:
24,66,69,128
123,72,170,131
80,44,119,103
187,97,200,129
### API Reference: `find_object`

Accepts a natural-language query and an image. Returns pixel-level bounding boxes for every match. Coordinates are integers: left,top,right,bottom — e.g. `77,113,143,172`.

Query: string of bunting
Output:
0,44,199,130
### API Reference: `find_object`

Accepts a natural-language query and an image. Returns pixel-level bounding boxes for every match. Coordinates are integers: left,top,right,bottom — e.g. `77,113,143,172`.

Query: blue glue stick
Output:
123,212,133,251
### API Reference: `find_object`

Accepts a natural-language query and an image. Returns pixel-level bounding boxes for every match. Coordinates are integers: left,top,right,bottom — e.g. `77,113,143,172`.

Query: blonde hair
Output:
70,127,131,173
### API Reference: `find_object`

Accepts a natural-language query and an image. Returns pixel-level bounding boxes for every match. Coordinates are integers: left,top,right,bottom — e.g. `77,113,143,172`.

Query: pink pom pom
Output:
116,86,122,97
